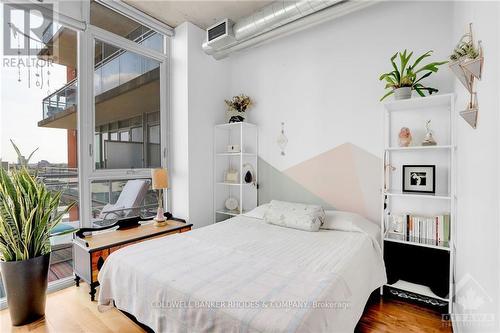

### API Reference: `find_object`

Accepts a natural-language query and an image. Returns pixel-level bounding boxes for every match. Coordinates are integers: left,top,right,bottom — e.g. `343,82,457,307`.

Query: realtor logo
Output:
444,274,495,329
3,3,54,56
455,273,492,311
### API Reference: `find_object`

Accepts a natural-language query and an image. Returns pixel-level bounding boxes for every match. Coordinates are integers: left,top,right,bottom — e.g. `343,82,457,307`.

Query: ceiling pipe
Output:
232,0,342,41
203,0,378,59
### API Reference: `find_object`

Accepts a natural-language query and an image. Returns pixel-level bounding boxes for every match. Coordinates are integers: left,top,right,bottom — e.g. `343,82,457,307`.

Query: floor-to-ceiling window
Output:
0,3,81,298
0,0,170,305
81,1,169,228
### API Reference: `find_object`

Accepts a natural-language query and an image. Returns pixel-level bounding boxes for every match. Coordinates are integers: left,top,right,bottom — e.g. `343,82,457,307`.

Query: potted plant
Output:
0,165,74,325
225,94,252,123
379,50,448,101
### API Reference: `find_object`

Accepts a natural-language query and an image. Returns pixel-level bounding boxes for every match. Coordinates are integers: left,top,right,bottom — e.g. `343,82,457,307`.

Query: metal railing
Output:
41,27,162,121
42,79,77,120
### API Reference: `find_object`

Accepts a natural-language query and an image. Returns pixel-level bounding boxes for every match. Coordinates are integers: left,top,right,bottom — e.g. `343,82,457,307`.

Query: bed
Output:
98,212,386,332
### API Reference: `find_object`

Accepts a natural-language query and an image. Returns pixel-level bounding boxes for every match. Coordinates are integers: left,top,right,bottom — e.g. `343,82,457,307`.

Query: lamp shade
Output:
151,168,169,190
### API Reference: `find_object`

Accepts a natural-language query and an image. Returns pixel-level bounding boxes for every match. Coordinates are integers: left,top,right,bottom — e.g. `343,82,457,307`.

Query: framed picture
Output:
402,165,435,194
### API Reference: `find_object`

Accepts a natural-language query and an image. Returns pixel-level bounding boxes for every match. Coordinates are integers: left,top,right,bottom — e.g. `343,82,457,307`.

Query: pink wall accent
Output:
284,143,381,222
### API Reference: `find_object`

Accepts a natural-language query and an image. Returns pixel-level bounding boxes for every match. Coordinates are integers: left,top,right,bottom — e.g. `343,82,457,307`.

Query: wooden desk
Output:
73,219,192,301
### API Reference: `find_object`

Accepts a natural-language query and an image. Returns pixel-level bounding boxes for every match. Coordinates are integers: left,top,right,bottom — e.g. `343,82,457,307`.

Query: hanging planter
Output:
449,23,483,129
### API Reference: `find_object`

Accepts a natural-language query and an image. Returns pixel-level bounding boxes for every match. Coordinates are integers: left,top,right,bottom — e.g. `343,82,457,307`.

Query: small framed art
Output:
402,165,435,194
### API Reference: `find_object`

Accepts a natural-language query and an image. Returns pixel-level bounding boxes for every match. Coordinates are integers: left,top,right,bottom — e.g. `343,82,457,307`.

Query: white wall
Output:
226,0,499,329
452,2,500,332
229,1,454,172
171,3,500,328
187,22,230,228
170,23,190,221
170,22,230,228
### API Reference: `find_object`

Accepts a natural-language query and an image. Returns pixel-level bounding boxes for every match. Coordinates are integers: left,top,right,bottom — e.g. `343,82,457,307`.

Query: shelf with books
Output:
385,213,451,247
381,93,456,313
384,233,450,251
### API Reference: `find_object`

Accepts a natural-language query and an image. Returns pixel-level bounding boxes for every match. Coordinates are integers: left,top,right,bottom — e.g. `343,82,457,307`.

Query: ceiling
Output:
124,0,273,29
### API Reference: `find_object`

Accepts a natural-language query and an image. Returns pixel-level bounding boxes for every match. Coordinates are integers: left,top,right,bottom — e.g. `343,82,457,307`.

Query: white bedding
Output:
98,215,386,333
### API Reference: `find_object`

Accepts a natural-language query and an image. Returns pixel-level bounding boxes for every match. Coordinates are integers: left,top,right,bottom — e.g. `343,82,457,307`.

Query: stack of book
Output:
386,214,451,247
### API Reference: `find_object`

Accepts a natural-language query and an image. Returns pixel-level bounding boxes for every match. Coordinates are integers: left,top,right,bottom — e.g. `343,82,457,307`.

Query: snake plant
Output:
379,50,448,101
0,166,75,261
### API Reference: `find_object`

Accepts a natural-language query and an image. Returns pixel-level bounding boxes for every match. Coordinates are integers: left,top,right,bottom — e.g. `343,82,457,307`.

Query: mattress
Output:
98,215,386,332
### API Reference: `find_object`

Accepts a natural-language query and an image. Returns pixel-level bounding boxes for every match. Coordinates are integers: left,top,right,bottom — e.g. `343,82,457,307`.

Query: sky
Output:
0,4,69,164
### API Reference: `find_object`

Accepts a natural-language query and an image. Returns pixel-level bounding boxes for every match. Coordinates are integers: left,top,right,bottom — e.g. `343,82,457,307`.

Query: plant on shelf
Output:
379,50,448,101
0,144,75,326
225,94,252,123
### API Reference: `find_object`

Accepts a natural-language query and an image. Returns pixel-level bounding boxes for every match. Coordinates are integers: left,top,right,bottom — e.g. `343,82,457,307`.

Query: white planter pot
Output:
394,87,412,100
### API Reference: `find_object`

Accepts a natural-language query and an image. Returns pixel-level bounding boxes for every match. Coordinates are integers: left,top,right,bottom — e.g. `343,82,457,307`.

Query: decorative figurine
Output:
422,120,437,146
398,127,412,147
276,122,288,155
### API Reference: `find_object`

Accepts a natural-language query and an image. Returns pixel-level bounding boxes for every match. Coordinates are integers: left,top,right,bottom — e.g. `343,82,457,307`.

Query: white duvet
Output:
98,216,386,333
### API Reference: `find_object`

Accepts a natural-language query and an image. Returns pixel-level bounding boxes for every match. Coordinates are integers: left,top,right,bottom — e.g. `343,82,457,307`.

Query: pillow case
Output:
264,200,326,232
242,203,270,219
321,210,380,242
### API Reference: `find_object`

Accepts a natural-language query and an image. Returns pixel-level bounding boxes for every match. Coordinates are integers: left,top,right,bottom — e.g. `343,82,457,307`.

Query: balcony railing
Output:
42,79,77,119
41,28,162,121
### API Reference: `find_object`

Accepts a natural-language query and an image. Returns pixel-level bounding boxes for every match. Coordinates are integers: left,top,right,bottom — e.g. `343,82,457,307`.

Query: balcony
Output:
39,27,162,130
42,79,77,121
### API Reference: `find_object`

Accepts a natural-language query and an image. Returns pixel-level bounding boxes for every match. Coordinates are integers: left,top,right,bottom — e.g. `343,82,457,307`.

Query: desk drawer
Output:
91,249,110,282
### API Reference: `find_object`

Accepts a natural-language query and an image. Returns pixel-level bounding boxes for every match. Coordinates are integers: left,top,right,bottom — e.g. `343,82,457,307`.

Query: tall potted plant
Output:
0,166,74,325
379,50,447,101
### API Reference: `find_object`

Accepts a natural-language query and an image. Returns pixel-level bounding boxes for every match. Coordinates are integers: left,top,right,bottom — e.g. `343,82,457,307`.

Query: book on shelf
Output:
386,213,450,247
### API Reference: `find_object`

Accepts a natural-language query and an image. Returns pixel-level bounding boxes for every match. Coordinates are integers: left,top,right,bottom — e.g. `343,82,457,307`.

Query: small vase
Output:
394,87,412,100
226,109,246,123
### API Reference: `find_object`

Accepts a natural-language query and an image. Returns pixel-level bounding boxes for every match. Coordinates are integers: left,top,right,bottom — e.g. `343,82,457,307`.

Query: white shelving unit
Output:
214,122,258,222
381,93,456,313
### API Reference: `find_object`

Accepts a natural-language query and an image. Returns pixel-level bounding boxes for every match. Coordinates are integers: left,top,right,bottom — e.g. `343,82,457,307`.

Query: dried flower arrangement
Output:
225,94,252,113
225,94,253,123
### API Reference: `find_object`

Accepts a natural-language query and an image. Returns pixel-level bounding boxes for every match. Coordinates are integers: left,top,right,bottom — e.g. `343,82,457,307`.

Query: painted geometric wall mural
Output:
262,142,381,222
258,158,335,209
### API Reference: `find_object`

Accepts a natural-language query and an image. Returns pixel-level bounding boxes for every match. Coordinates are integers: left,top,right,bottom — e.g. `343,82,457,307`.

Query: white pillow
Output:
270,200,326,223
242,204,270,219
322,210,380,241
264,200,325,232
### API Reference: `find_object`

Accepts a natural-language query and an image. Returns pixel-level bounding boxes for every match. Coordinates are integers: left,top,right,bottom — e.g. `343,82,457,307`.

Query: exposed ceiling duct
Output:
202,0,378,59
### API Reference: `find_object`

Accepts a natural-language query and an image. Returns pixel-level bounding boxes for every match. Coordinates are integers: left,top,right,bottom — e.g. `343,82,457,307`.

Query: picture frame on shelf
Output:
402,165,436,194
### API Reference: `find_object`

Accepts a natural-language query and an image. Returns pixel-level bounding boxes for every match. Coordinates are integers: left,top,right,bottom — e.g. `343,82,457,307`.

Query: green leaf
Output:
413,71,433,85
414,86,425,97
409,50,432,71
400,50,413,77
0,167,76,261
390,52,400,82
380,90,394,101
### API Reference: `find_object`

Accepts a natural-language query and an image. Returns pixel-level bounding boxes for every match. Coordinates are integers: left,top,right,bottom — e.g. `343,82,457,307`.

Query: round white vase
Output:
394,87,412,100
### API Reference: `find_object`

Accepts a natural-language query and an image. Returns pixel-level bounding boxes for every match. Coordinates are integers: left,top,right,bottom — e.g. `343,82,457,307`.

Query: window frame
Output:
78,8,170,228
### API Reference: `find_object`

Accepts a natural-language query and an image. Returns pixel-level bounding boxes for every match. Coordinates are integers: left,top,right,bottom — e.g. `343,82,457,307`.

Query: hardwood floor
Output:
0,283,144,333
0,285,452,332
356,295,452,333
